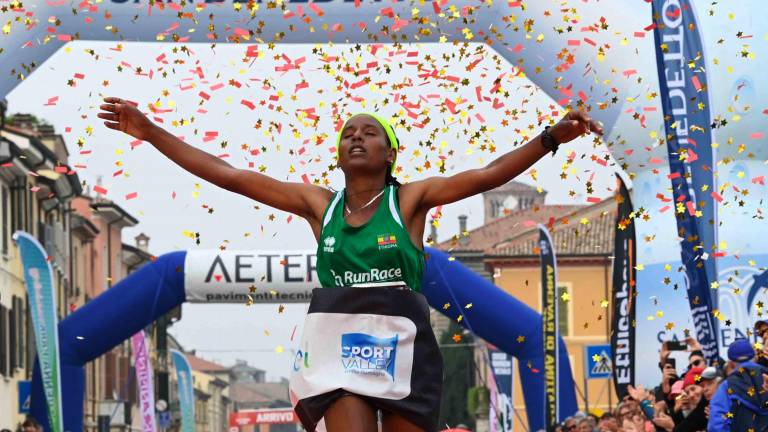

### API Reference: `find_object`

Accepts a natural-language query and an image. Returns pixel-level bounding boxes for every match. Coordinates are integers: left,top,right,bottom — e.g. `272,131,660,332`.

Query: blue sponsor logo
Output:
341,333,398,380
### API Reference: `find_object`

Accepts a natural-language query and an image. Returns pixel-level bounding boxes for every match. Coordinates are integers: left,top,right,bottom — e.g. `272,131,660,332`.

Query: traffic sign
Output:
18,380,31,413
585,344,613,379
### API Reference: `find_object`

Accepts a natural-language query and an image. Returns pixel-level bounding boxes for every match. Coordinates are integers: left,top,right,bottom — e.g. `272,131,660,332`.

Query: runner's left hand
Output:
549,110,604,144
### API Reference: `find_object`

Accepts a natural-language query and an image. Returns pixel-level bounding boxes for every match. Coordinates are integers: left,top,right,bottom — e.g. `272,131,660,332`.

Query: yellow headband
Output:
336,112,399,174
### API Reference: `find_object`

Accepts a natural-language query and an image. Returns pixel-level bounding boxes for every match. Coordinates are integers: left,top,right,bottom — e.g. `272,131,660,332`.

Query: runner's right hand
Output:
98,97,156,141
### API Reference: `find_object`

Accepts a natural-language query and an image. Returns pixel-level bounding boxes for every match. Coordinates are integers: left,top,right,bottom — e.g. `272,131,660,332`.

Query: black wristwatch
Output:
541,126,559,155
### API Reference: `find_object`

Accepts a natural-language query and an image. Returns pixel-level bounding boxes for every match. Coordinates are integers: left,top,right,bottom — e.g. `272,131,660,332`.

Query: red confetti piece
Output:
93,185,108,195
308,2,324,16
241,99,256,110
623,69,637,77
691,75,702,92
686,201,696,216
751,132,764,139
752,176,765,185
711,191,723,203
686,148,698,163
587,197,601,203
125,192,138,200
392,19,409,32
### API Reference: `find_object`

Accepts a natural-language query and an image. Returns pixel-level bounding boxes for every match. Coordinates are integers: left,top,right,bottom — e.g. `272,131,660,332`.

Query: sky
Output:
7,40,617,381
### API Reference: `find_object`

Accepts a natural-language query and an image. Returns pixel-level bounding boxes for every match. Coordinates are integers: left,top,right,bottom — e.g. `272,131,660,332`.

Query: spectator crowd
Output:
551,319,768,432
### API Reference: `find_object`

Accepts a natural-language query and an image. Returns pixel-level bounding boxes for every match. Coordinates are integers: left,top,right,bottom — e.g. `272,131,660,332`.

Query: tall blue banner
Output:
488,344,514,432
171,349,195,432
611,174,636,399
13,231,63,432
538,225,559,428
651,0,719,364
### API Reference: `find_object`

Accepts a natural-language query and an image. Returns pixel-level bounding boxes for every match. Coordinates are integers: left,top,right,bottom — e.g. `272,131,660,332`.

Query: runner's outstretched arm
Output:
97,97,331,224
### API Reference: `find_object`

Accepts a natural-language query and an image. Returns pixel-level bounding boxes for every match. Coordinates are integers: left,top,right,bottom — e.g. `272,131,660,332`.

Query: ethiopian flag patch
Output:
377,234,397,247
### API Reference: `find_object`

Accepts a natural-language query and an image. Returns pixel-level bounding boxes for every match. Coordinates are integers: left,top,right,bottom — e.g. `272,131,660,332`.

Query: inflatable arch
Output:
30,248,577,431
3,0,763,428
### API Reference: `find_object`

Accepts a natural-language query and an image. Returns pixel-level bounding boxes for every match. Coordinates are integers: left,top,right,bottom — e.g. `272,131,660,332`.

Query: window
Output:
14,296,24,371
9,301,15,374
557,285,570,337
0,304,7,377
1,184,8,255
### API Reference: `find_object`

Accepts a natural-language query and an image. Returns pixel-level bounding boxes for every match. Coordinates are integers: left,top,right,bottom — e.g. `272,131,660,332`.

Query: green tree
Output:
438,319,476,429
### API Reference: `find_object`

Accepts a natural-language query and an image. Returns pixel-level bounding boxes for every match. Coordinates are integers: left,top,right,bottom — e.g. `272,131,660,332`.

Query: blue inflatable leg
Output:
423,247,578,430
58,251,187,365
30,361,84,432
31,251,187,432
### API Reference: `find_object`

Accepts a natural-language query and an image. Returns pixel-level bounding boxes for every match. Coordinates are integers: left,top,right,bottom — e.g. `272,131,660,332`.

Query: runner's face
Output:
338,115,394,176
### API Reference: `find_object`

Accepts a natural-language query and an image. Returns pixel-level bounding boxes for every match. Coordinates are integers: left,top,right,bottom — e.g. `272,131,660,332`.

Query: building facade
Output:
0,111,81,428
0,110,168,430
437,181,619,429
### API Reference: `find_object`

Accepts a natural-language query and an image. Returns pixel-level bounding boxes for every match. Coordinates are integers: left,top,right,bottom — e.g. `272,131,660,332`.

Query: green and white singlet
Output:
316,185,425,292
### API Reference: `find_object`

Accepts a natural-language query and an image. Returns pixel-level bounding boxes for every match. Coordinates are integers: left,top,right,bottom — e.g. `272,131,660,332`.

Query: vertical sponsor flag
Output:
13,231,63,432
611,175,637,399
651,0,720,363
488,344,514,432
538,225,558,427
131,331,157,432
171,349,195,432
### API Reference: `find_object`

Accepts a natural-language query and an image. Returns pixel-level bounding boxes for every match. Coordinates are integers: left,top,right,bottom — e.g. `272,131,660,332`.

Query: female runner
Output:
98,97,601,432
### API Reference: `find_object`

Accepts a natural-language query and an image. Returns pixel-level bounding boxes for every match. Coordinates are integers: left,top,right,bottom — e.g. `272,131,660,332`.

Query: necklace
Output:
344,188,385,216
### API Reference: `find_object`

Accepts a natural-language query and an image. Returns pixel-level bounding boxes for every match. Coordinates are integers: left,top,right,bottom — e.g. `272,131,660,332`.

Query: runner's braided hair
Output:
384,129,401,187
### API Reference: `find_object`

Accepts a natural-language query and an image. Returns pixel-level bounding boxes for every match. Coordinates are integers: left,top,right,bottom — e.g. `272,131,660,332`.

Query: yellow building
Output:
0,111,81,427
437,182,618,430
